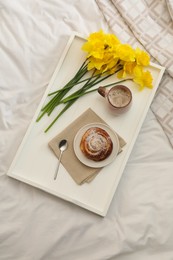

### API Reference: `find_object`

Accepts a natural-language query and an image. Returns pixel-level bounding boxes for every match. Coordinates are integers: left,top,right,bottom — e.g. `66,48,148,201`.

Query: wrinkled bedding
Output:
1,1,173,259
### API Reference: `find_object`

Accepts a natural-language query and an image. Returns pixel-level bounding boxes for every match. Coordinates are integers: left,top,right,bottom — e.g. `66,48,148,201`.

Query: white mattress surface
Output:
1,1,173,259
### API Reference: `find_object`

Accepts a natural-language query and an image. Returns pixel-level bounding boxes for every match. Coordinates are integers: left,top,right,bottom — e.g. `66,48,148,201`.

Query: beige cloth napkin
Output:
48,108,126,185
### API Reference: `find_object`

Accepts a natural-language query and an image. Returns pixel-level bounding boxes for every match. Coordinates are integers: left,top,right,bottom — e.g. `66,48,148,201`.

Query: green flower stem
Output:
44,68,96,132
36,61,88,122
47,66,122,96
43,64,88,111
44,99,76,133
47,68,88,115
44,72,94,132
48,73,101,96
59,73,112,104
61,79,127,103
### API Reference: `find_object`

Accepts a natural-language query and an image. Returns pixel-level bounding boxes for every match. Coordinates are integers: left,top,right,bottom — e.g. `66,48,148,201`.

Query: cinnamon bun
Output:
80,127,113,161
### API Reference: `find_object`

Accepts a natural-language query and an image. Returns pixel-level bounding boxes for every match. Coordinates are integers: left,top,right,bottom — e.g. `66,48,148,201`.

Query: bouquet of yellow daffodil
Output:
37,30,153,132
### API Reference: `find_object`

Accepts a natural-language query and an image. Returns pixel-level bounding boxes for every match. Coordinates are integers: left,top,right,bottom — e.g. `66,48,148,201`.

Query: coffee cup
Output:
98,85,132,113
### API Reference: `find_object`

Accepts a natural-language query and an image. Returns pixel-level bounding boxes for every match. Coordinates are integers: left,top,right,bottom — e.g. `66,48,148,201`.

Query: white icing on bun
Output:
80,127,113,161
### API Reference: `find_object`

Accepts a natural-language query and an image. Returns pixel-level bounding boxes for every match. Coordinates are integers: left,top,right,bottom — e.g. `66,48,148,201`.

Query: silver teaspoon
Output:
54,139,68,180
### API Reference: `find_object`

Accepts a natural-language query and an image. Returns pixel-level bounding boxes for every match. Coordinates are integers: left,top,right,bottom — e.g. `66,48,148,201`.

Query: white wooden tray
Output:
7,33,165,216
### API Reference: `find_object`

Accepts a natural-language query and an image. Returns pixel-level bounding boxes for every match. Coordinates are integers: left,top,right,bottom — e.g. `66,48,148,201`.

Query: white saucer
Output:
73,123,120,168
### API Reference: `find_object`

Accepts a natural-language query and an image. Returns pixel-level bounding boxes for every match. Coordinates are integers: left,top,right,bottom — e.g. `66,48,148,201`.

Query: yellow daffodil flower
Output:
116,44,136,62
133,66,153,90
135,47,150,66
82,30,121,71
82,30,153,90
117,61,136,78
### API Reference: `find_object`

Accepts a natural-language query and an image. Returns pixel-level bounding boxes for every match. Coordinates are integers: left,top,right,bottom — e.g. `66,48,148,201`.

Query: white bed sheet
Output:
1,1,173,259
